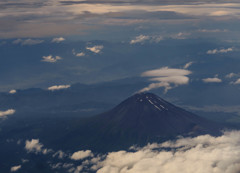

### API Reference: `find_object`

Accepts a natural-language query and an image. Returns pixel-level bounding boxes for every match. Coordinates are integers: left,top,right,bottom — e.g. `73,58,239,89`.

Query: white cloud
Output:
207,48,233,54
10,165,21,172
25,139,52,154
25,139,43,154
142,67,191,77
70,150,93,160
183,61,193,69
12,39,44,45
140,67,191,93
48,85,71,91
226,73,238,78
42,55,62,63
86,45,103,54
52,37,65,43
0,109,15,118
76,52,85,57
95,131,240,173
9,89,17,94
232,78,240,85
202,77,222,83
130,35,150,44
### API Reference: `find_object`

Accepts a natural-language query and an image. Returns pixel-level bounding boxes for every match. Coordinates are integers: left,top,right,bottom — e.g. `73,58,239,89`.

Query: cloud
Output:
42,55,62,63
52,37,65,43
210,11,231,16
226,73,238,78
25,139,43,154
12,38,44,45
197,29,228,33
86,45,103,53
207,48,233,54
95,131,240,173
232,78,240,85
142,67,191,77
130,35,150,44
183,61,193,69
140,67,191,93
202,77,222,83
52,150,67,159
0,109,15,118
10,165,21,172
9,89,17,94
72,49,85,57
70,150,93,160
47,85,71,91
25,139,52,154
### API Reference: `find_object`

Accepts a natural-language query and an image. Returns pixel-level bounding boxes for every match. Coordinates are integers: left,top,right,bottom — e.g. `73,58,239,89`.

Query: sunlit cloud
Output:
48,85,71,91
9,89,17,94
95,131,240,173
70,150,93,160
10,165,21,172
183,61,193,69
86,45,103,53
42,55,62,63
202,77,222,83
140,67,191,93
232,78,240,85
130,35,150,44
0,109,15,118
207,48,233,54
52,37,65,43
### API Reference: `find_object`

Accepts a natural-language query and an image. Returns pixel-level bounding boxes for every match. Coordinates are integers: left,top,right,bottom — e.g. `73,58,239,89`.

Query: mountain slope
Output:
56,93,222,152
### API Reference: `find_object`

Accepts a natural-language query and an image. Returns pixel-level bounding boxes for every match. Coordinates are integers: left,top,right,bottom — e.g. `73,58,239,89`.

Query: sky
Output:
2,1,240,173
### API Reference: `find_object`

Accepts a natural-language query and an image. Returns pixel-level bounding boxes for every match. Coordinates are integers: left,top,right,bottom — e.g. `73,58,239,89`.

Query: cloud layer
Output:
96,131,240,173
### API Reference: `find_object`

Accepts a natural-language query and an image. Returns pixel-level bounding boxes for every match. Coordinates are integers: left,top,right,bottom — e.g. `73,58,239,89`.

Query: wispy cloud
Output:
42,55,62,63
130,35,150,44
183,61,193,69
86,45,103,54
0,109,15,118
12,38,44,45
207,48,233,54
48,85,71,91
10,165,21,172
140,67,191,93
52,37,65,43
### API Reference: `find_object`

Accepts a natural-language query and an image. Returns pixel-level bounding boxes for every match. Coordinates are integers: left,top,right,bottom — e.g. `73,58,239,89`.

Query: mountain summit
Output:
58,93,222,152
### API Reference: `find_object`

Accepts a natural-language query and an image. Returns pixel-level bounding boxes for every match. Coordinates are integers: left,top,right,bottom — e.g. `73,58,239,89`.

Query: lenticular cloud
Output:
96,131,240,173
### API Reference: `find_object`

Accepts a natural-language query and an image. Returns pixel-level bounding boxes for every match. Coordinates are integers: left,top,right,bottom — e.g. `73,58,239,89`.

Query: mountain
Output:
55,92,222,152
